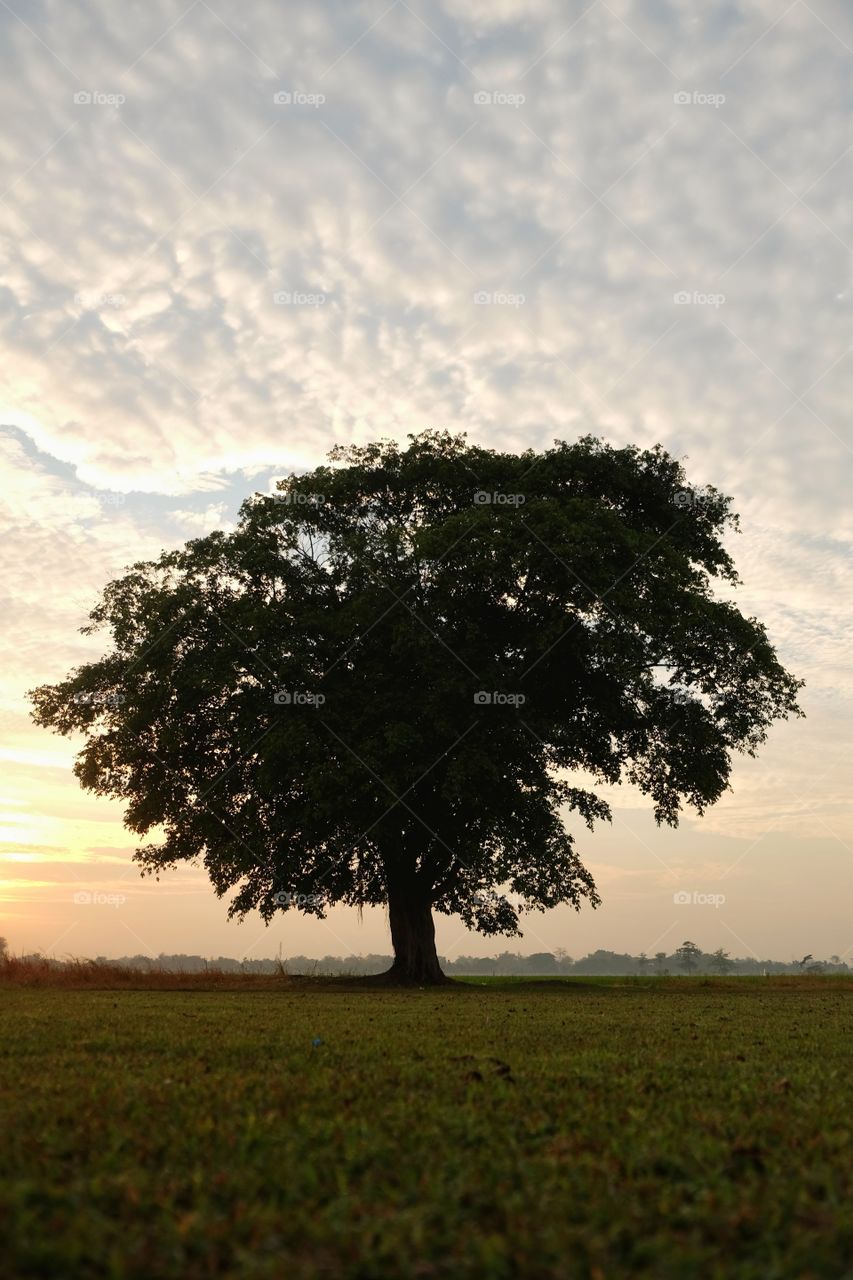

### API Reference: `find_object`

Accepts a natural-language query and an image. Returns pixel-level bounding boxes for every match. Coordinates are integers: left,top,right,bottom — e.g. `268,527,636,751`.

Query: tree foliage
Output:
29,432,802,981
676,940,703,973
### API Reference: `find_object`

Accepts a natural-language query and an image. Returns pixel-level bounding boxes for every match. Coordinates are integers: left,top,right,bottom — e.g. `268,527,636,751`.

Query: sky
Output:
1,0,852,967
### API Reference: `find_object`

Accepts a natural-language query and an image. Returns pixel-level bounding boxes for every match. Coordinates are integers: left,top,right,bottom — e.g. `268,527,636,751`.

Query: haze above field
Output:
1,0,851,963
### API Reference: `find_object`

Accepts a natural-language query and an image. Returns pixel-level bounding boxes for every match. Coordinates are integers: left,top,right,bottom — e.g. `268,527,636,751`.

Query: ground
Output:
1,970,852,1278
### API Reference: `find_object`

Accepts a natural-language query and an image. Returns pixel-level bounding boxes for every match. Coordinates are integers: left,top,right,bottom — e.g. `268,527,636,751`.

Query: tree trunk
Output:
384,888,448,985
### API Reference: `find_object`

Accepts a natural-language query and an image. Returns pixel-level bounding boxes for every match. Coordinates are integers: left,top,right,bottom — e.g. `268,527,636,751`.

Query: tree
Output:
29,433,802,984
573,949,637,975
676,940,702,974
636,952,650,975
709,946,732,975
654,952,669,976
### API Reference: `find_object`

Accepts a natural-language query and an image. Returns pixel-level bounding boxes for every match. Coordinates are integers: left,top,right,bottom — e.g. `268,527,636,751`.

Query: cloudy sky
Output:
2,0,852,966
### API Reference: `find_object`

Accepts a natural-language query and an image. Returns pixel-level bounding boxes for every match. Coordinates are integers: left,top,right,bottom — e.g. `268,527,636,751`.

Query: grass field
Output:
2,969,852,1279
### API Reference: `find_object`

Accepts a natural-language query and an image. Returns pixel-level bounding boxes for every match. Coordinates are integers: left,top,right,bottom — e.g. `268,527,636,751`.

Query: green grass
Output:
2,976,852,1279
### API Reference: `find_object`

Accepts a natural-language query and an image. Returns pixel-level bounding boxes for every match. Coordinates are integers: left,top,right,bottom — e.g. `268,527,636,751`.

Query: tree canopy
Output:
29,432,803,982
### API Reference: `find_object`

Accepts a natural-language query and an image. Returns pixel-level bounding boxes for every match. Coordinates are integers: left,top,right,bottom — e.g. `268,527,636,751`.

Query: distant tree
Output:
709,946,732,975
28,433,803,984
637,952,650,975
797,954,813,970
573,949,636,975
676,940,702,974
495,951,526,975
447,954,495,975
0,936,7,959
654,951,669,976
526,951,559,974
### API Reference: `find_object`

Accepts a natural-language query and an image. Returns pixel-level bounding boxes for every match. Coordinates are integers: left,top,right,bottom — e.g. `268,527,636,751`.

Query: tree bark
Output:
384,887,448,984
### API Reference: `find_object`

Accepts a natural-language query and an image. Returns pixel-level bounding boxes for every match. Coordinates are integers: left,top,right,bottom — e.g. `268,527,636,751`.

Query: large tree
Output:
30,433,802,983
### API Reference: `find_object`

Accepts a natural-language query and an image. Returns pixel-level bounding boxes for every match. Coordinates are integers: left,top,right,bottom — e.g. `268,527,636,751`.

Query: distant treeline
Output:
10,946,845,977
